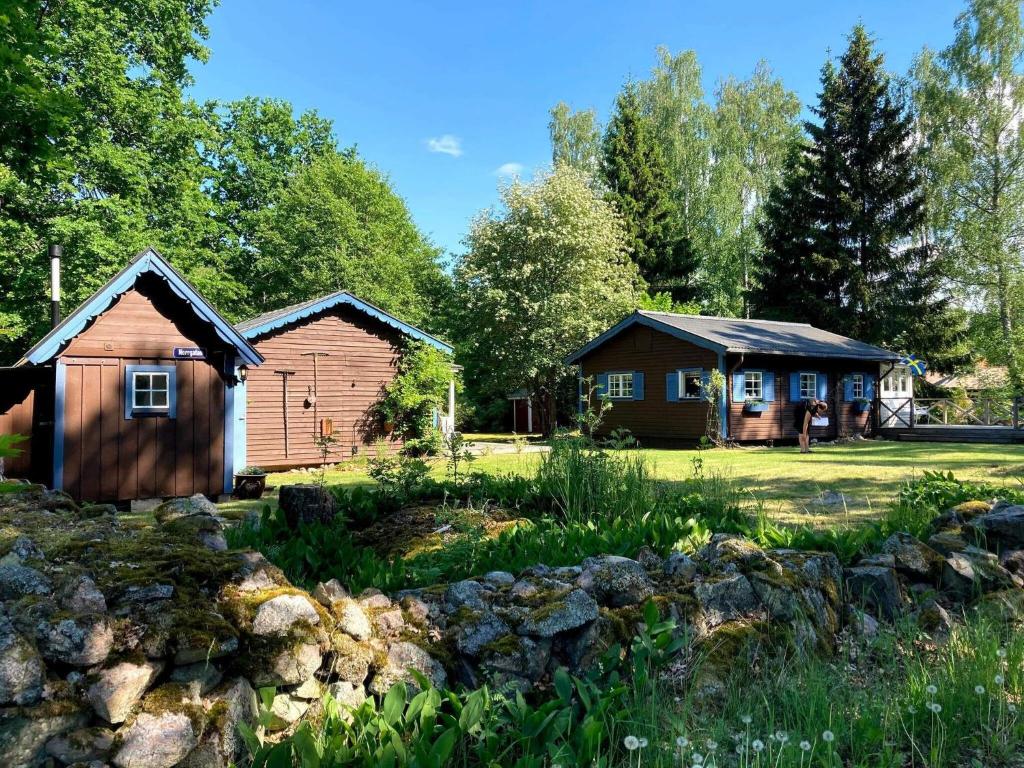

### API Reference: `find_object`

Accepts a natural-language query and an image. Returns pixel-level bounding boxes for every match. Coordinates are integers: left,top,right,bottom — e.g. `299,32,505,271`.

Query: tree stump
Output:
279,484,336,528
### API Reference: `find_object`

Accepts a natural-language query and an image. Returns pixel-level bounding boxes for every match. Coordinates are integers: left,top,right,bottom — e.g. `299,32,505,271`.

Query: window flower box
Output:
743,400,770,413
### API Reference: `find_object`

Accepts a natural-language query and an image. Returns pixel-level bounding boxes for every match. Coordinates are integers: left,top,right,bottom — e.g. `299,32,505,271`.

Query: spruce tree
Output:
754,25,968,365
601,85,697,302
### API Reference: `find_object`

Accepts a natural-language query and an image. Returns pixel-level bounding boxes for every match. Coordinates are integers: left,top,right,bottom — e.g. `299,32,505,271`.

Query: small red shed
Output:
0,248,263,501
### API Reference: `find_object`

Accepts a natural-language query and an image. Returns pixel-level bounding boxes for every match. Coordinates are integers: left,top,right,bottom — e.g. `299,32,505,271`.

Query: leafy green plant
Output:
441,431,474,484
377,341,455,446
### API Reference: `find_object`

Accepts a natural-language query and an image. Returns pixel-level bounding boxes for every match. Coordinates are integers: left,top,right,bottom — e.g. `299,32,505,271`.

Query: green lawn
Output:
219,440,1024,527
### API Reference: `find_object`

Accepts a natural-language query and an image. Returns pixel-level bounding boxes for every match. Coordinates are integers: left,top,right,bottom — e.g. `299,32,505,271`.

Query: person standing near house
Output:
795,399,828,454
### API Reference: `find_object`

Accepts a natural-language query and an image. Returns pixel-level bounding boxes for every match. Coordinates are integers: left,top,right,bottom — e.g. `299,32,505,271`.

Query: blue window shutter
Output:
816,373,828,400
843,375,854,402
864,374,875,400
633,371,645,401
789,372,801,401
732,372,746,402
763,372,776,402
596,373,609,398
666,372,679,402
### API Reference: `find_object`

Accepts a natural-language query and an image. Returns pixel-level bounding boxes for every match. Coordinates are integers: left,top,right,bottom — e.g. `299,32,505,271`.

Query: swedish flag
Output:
900,354,927,376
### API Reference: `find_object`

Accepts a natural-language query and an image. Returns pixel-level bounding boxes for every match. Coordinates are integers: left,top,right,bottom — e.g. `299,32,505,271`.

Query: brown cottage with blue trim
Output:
0,248,263,501
565,310,902,444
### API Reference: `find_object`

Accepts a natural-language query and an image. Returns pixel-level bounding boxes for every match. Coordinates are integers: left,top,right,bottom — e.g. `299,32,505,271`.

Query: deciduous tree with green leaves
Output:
453,164,643,434
548,102,602,177
913,0,1024,388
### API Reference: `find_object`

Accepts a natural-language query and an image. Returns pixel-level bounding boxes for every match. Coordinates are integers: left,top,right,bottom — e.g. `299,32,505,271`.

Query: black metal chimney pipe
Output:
49,244,62,328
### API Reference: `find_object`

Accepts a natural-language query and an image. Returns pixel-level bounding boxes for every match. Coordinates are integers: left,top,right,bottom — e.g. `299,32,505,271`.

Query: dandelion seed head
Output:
638,737,648,749
929,702,943,714
1009,703,1018,714
677,736,689,748
907,705,917,715
624,736,640,751
975,685,986,695
995,674,1005,685
691,752,704,765
800,740,812,752
998,648,1007,659
752,739,765,752
926,684,938,695
706,739,718,751
822,730,835,743
775,730,789,743
741,714,753,725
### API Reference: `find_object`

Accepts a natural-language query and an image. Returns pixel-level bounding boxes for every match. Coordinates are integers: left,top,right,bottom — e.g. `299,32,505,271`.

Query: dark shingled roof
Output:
565,310,901,363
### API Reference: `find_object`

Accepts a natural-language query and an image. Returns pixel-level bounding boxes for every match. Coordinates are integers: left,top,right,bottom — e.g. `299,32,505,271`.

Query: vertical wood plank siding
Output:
0,384,36,476
245,307,405,469
57,284,230,501
579,324,717,440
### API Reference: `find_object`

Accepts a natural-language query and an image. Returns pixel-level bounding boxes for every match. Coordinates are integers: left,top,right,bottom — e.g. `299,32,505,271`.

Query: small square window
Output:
744,371,763,400
851,374,864,399
799,372,818,400
607,373,634,399
680,370,702,399
126,366,175,419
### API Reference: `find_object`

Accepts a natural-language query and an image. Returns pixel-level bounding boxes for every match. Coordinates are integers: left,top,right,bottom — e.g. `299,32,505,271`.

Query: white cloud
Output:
426,135,463,157
494,162,524,177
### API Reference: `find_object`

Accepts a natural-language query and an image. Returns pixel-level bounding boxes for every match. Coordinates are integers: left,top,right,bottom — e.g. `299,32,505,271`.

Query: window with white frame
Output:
744,371,763,400
607,372,634,399
133,371,170,411
898,372,909,394
680,370,702,399
799,372,818,400
125,364,176,419
851,374,864,399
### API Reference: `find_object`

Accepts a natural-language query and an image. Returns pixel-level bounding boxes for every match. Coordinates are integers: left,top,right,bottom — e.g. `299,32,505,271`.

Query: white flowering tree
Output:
454,164,643,434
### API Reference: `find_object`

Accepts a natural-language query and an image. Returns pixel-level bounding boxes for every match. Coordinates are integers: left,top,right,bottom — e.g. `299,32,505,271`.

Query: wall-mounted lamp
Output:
238,366,248,383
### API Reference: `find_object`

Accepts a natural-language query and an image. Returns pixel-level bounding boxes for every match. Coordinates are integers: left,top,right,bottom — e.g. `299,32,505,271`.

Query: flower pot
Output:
853,400,871,414
743,401,769,414
234,473,267,500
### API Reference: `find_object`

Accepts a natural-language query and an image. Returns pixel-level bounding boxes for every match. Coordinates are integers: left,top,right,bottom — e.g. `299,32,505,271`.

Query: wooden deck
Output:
878,425,1024,444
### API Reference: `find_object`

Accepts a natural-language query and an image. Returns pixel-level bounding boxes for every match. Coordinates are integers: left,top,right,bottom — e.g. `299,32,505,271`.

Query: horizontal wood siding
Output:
57,280,230,501
727,354,872,442
246,307,404,469
580,324,717,441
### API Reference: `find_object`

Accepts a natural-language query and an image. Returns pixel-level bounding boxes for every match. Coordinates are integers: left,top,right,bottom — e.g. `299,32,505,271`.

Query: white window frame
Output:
744,371,763,401
679,369,703,400
851,374,865,399
799,372,818,400
133,371,170,411
607,372,634,399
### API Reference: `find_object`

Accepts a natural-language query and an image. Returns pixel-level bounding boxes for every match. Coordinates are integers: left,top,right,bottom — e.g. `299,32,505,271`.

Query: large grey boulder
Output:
60,574,107,614
190,678,258,767
45,726,114,765
516,588,598,637
577,556,655,607
0,564,51,600
335,600,372,641
881,533,944,581
942,547,1018,598
265,692,310,731
968,505,1024,549
87,659,164,724
844,565,905,621
664,551,698,580
38,614,113,666
444,580,489,612
694,573,761,628
452,610,511,657
368,641,447,696
112,712,197,768
251,640,322,687
0,616,44,706
251,594,320,636
153,493,220,523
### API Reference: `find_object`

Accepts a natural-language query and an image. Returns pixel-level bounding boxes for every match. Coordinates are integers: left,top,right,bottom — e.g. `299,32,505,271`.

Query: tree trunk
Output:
996,263,1022,393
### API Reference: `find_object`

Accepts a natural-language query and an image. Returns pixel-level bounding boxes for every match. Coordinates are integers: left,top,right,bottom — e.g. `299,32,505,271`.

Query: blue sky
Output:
189,0,966,259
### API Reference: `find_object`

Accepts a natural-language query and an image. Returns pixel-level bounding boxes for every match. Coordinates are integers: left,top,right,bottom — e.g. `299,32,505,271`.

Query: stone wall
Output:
2,484,1024,767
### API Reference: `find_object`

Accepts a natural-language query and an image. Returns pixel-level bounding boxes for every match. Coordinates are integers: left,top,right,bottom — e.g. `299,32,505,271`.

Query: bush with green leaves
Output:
377,341,456,448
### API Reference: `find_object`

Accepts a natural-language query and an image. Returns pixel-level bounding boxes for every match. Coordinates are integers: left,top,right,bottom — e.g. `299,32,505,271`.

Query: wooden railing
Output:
914,397,1017,427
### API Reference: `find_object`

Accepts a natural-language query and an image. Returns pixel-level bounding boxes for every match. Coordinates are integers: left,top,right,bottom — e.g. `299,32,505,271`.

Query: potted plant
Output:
743,399,770,413
853,397,871,413
234,466,268,500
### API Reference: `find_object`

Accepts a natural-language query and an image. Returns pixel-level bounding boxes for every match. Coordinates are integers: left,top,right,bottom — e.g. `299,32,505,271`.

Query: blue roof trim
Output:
18,248,263,367
238,293,453,354
564,312,727,365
